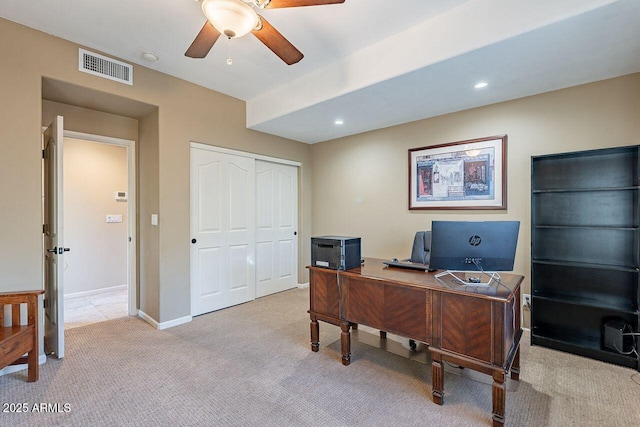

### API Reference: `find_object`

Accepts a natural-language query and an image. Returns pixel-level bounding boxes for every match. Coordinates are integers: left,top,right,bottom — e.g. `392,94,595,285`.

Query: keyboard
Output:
383,259,433,271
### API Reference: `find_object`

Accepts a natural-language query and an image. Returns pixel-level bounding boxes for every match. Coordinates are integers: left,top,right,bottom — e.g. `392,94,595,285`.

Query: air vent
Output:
78,48,133,85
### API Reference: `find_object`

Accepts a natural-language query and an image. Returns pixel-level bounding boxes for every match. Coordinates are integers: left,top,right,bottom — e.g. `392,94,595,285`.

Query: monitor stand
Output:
435,270,501,287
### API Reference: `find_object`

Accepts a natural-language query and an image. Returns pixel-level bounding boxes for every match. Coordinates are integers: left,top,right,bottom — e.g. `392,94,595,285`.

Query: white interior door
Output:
43,115,65,358
255,161,298,297
190,147,256,316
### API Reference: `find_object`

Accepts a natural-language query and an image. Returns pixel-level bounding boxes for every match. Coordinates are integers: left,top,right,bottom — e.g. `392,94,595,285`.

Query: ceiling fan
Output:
185,0,346,65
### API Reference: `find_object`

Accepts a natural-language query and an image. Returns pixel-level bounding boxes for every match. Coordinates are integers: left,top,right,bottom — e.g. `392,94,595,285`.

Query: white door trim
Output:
63,130,138,316
190,142,301,167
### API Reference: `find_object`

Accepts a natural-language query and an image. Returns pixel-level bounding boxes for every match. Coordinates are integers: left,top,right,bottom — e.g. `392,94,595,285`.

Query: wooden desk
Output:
308,258,523,427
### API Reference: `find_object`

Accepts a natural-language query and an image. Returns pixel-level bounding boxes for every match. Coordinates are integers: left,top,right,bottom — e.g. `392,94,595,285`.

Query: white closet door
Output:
255,161,298,297
190,147,256,316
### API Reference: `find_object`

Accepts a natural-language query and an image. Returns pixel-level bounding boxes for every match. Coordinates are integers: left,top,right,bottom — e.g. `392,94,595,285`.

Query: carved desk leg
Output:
310,316,319,352
340,322,351,366
492,371,506,427
431,353,444,405
510,346,521,381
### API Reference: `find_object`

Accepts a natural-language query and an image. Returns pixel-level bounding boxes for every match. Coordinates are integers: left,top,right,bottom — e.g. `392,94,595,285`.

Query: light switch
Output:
106,214,123,223
151,214,158,226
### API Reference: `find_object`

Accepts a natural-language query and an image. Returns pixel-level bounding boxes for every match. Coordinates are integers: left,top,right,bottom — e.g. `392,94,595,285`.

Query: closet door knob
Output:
191,238,197,244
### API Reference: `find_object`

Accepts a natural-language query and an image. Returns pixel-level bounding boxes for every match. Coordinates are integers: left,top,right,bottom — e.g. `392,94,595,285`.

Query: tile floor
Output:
64,286,128,330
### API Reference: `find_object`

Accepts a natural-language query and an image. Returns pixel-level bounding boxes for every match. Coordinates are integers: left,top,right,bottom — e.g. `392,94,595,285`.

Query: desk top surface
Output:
310,257,523,301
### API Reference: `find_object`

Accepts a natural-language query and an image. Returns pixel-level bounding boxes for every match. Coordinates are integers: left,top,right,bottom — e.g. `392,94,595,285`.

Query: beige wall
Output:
42,100,139,141
138,110,160,320
0,18,311,324
63,138,128,294
311,73,640,327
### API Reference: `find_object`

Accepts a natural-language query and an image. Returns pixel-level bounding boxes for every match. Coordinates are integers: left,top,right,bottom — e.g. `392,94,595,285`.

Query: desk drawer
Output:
309,269,340,320
438,293,516,366
342,276,429,342
440,294,492,363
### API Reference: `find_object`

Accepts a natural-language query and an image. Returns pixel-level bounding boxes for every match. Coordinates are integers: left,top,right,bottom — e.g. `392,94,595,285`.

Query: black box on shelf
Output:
603,320,634,353
311,236,361,270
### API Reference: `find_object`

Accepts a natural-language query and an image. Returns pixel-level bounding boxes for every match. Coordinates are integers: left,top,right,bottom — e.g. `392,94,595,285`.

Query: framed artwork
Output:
408,135,507,210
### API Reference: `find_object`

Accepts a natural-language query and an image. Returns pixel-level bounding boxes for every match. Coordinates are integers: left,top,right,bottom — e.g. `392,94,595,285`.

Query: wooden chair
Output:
0,290,44,382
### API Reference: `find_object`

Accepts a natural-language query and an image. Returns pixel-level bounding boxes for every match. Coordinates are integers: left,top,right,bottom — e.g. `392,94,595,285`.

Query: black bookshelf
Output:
531,146,640,370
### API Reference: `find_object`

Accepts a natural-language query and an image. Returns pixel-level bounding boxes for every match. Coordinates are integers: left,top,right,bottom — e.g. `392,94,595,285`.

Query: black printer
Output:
311,236,361,270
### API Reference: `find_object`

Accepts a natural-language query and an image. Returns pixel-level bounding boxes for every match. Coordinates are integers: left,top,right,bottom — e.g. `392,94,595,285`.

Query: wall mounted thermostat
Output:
115,191,127,201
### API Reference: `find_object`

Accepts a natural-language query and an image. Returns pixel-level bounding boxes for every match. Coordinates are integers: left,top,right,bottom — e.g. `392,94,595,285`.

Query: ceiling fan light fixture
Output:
251,0,271,8
202,0,259,39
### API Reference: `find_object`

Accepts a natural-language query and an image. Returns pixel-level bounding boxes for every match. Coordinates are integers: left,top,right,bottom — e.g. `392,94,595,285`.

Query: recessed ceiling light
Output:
474,81,488,89
334,119,344,125
142,51,159,62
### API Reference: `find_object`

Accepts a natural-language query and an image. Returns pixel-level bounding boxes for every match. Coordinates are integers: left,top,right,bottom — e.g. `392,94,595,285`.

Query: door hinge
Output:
42,224,45,234
43,298,47,309
42,149,45,159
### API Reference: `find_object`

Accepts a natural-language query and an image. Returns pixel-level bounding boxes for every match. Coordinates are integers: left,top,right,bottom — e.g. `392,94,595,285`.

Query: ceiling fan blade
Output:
265,0,345,9
252,16,303,65
185,21,221,58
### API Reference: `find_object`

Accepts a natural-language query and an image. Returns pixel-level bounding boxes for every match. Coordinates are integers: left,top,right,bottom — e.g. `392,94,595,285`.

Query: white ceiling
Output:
2,0,639,143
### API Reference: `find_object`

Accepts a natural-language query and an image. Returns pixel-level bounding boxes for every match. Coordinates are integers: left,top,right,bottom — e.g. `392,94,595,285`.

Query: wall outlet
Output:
523,293,532,309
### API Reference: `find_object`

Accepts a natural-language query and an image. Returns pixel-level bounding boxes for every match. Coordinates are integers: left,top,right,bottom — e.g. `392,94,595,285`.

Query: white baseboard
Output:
138,310,192,330
137,310,159,328
158,315,192,330
0,354,47,378
298,282,310,289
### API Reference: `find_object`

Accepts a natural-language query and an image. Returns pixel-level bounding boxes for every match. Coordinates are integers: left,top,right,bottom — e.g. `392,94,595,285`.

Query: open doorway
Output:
62,134,132,329
42,119,137,357
42,78,158,347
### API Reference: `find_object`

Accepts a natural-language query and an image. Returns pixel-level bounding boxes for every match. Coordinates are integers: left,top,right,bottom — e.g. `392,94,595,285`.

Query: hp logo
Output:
468,235,482,246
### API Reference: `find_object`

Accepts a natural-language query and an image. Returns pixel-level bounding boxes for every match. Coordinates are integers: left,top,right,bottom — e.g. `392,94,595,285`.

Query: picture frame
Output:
408,135,507,210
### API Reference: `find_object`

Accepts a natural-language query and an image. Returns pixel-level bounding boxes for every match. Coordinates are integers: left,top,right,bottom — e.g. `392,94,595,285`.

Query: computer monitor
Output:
430,221,520,286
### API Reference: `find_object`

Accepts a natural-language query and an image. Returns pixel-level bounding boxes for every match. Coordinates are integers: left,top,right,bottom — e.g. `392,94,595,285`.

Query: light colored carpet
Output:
1,288,639,426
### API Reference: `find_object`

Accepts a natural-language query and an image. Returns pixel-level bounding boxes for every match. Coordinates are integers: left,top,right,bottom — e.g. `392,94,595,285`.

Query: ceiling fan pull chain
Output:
226,37,233,65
